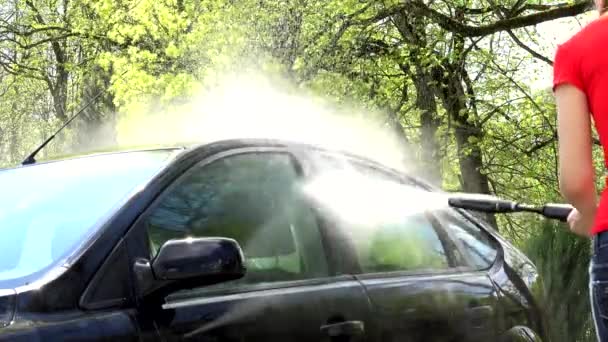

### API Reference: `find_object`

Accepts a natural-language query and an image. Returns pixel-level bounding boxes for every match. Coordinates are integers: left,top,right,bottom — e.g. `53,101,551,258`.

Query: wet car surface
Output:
0,139,547,341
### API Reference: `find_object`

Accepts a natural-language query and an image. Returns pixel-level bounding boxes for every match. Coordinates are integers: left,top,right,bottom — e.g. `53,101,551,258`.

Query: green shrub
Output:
522,220,594,342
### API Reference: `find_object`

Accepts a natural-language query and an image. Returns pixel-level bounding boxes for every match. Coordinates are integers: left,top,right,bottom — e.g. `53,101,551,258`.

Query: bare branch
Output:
525,133,557,155
506,29,553,66
525,132,601,155
354,1,591,37
0,33,81,50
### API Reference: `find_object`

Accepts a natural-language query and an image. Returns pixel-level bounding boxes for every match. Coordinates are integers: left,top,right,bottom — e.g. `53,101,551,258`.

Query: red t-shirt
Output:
553,17,608,235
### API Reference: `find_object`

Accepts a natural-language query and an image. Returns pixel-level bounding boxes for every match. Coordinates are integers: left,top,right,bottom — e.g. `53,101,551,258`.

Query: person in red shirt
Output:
554,1,608,340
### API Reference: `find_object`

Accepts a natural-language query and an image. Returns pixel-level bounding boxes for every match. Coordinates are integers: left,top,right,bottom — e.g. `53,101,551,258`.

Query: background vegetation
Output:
0,0,600,340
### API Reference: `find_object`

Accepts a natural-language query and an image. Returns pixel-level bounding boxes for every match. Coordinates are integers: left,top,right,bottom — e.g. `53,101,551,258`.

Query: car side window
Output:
440,212,498,270
146,152,329,289
354,212,451,273
310,155,454,274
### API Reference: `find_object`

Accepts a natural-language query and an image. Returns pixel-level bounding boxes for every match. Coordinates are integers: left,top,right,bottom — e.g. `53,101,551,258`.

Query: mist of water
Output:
111,72,416,173
302,170,450,226
182,296,270,338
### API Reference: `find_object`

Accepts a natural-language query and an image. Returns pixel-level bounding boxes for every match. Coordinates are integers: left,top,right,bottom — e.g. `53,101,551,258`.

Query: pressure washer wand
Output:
447,197,574,222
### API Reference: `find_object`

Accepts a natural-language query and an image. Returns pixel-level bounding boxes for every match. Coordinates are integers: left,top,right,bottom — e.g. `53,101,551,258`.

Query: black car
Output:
0,139,547,341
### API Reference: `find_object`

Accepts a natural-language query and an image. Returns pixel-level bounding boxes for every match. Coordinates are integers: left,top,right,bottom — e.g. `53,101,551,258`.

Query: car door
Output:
131,147,373,342
438,209,547,341
305,154,502,342
427,209,506,341
351,208,501,342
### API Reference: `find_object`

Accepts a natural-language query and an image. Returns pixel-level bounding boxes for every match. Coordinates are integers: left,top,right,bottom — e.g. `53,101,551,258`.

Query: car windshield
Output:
0,150,176,287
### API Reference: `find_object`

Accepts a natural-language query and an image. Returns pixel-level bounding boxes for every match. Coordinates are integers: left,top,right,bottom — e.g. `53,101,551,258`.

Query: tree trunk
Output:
72,67,117,153
26,0,70,122
392,12,442,185
412,64,441,184
434,61,497,229
385,102,413,169
51,70,69,123
9,101,18,163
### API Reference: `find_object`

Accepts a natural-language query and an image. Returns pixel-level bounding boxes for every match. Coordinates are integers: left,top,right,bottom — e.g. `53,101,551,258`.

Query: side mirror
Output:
134,237,246,300
153,237,245,280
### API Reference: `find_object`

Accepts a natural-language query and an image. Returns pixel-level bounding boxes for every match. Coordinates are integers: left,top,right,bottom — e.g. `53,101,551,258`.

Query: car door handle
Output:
320,321,365,337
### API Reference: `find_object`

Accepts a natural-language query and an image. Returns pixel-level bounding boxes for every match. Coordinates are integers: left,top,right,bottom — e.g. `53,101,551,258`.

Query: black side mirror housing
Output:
134,237,246,300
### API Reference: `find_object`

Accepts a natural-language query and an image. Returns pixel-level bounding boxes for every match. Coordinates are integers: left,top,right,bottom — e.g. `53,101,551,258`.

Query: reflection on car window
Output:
354,213,450,273
309,155,451,273
0,150,173,287
147,152,329,290
442,212,498,270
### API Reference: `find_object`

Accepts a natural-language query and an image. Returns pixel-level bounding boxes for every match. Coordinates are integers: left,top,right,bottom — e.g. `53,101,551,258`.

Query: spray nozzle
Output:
447,197,517,213
448,195,573,222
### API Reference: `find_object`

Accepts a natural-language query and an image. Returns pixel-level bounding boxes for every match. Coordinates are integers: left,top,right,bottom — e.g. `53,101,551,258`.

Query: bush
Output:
522,220,594,342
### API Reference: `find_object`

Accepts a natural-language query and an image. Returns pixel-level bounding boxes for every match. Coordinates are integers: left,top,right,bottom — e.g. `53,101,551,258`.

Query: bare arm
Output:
555,84,597,234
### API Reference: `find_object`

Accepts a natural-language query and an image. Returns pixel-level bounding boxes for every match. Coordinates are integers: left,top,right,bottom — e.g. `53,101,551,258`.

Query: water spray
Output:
448,195,574,222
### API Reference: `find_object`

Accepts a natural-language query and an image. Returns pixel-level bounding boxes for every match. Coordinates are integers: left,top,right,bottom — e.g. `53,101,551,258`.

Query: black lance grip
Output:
542,204,574,222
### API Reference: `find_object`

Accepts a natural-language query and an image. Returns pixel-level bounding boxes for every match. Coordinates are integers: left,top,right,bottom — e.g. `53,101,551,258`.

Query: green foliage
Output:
522,220,595,342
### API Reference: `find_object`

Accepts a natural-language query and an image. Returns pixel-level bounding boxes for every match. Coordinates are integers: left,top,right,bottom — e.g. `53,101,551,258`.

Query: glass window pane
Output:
307,155,451,273
352,213,450,273
147,153,329,289
442,213,498,270
0,150,173,287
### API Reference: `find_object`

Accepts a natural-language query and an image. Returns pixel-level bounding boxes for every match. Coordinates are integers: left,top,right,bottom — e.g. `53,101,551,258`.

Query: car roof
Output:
1,138,439,190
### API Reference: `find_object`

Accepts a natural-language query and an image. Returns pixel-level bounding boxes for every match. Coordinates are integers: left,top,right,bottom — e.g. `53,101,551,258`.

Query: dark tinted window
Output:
307,155,452,273
441,212,498,269
147,152,329,287
354,213,450,273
